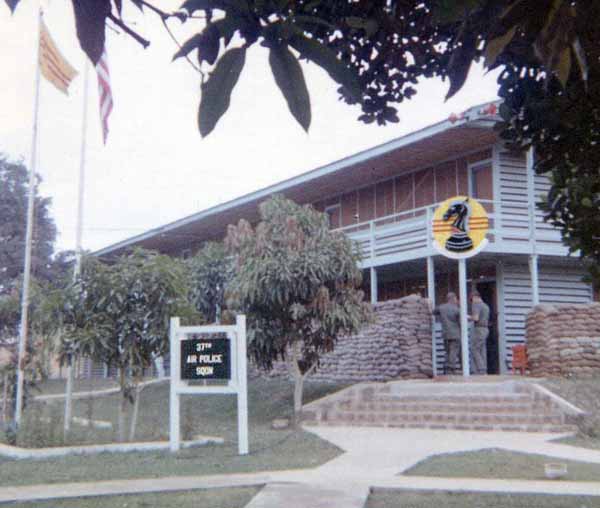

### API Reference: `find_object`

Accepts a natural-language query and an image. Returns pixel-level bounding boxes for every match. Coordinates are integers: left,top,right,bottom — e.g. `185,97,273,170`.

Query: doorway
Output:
475,280,499,374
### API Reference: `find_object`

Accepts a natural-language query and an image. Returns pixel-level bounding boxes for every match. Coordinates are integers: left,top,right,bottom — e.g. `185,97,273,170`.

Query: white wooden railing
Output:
336,199,566,263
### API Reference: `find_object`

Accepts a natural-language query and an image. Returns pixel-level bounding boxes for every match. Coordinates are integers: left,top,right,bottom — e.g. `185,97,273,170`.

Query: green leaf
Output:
130,0,144,11
4,0,20,13
345,16,366,29
445,27,477,100
555,46,571,88
572,37,588,84
269,43,311,132
212,15,238,47
172,33,204,61
289,34,361,103
72,0,112,65
484,26,517,69
180,0,213,14
199,25,220,65
344,16,379,36
198,47,246,137
292,15,336,31
432,0,482,24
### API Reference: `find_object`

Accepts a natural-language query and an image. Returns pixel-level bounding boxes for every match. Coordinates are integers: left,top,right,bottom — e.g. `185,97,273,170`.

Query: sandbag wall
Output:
526,303,600,377
250,294,433,382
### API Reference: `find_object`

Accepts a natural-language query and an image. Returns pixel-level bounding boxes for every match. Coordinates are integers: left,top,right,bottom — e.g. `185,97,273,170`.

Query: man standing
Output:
432,292,461,374
470,290,490,375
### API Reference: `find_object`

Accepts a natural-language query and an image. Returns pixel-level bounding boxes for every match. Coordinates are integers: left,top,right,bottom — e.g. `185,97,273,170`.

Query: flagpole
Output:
15,8,43,426
64,57,90,434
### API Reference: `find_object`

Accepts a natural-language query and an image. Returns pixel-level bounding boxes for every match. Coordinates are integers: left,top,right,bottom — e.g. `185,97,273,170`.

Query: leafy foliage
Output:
492,2,600,285
198,47,247,137
59,249,197,438
0,279,60,425
60,249,194,373
225,195,370,416
0,156,57,294
187,241,233,323
268,40,311,132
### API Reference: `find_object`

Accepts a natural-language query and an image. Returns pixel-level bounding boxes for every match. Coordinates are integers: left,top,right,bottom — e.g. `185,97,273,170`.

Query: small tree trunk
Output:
118,368,128,442
287,344,317,427
293,369,304,425
128,381,143,441
63,356,74,438
2,372,8,423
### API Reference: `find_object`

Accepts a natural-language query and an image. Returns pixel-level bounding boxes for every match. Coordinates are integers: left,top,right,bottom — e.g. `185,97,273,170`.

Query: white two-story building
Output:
96,102,595,376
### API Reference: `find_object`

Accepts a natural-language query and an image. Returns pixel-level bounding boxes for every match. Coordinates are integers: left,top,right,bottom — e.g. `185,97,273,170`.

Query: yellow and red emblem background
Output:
432,196,489,258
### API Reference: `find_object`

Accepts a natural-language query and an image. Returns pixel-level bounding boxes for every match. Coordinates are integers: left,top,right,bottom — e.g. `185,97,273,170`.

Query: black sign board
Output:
180,334,231,380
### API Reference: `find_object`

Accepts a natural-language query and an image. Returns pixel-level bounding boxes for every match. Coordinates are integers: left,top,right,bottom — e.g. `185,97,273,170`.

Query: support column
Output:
169,317,181,452
529,254,540,306
236,315,249,455
526,147,537,249
427,257,437,376
458,259,470,377
370,267,378,304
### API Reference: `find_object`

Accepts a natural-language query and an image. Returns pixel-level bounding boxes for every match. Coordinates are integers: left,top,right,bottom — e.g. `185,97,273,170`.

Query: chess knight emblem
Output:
432,196,489,260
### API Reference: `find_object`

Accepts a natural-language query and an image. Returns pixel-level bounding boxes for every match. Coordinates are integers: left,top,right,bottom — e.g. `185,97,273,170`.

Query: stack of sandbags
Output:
526,303,600,377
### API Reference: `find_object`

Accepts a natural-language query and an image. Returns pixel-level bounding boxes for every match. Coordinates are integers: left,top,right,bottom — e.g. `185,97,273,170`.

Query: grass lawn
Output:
404,448,600,482
0,378,344,487
543,377,600,450
366,489,600,508
1,487,261,508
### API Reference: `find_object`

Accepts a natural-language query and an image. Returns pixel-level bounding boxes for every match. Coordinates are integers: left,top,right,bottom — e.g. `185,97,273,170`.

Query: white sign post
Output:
169,315,248,454
431,196,490,378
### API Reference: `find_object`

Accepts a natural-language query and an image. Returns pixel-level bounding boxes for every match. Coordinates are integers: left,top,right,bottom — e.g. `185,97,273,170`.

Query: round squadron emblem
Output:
432,196,489,259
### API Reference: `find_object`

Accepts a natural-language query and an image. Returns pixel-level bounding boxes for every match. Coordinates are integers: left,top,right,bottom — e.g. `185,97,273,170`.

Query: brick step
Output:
303,419,578,434
320,410,566,426
374,394,534,404
338,401,561,415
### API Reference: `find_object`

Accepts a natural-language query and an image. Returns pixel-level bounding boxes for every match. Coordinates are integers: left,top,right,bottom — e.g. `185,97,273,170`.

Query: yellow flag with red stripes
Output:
39,18,77,95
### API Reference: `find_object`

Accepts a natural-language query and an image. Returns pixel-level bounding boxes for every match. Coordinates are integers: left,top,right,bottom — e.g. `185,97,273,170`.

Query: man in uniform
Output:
432,292,461,374
470,290,490,375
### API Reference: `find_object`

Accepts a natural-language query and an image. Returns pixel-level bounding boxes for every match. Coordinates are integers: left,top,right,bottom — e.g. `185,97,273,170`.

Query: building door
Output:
475,281,499,374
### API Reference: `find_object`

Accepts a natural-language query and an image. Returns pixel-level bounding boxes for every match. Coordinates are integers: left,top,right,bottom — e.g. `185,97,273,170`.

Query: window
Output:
470,163,493,200
324,204,341,229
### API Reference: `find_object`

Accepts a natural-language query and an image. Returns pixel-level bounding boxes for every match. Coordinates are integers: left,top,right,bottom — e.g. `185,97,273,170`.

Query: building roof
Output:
95,101,500,258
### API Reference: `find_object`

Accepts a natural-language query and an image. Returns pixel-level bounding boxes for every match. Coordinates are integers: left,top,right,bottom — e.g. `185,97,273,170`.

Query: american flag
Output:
95,49,113,144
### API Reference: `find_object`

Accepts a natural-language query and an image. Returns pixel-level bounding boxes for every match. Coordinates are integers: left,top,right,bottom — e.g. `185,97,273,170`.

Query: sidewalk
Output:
2,427,600,506
0,472,273,504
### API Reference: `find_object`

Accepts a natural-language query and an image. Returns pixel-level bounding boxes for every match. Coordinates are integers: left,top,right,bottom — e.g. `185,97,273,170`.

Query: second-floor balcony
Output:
338,198,566,267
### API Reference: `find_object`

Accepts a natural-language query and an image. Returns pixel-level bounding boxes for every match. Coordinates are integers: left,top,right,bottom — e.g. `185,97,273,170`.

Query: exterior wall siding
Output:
498,150,530,245
497,148,565,252
315,150,491,228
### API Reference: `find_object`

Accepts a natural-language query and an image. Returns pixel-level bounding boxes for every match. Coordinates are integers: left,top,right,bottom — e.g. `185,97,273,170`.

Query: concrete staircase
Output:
302,378,585,433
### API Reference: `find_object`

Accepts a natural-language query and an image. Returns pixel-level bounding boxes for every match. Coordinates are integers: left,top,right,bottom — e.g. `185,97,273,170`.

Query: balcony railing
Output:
336,199,566,264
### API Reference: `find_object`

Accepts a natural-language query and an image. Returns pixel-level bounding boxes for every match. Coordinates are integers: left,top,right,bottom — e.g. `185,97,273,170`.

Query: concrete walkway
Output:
3,427,600,506
0,472,274,504
242,427,600,507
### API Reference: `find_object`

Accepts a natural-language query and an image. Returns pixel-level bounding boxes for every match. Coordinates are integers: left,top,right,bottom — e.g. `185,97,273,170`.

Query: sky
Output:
0,1,501,254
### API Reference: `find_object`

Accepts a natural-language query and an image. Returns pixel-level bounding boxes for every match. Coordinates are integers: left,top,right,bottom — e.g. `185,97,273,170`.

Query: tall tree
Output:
225,195,370,422
60,249,198,441
0,155,57,293
187,242,234,323
0,278,64,426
